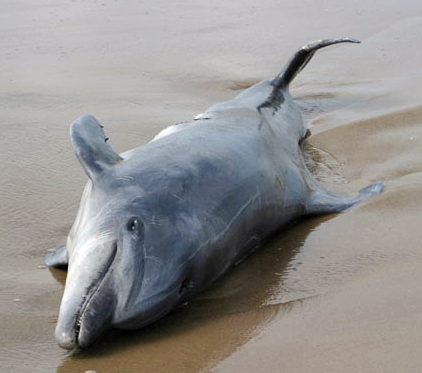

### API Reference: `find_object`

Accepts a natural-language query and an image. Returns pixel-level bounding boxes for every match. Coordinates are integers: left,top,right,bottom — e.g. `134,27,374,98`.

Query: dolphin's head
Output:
55,115,204,349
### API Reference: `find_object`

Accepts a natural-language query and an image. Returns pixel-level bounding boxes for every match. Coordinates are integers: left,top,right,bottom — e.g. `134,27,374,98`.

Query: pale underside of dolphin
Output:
44,38,383,350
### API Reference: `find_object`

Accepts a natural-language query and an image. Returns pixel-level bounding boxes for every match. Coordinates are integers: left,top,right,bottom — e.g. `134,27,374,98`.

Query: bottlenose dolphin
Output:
45,38,382,350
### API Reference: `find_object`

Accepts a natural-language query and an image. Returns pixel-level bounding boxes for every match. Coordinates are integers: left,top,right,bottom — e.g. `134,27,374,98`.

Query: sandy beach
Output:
1,0,422,372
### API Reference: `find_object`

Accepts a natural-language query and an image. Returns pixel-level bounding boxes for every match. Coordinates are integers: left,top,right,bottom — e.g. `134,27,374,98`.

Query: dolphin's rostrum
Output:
45,38,383,349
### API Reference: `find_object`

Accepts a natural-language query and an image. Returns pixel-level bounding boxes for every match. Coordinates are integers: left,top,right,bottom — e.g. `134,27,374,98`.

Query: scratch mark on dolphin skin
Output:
176,190,262,271
117,175,134,182
256,186,262,209
145,255,162,265
145,215,164,227
138,244,148,289
74,231,114,252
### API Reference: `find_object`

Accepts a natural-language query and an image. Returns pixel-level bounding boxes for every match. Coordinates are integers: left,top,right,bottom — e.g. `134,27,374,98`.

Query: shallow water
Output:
1,1,422,372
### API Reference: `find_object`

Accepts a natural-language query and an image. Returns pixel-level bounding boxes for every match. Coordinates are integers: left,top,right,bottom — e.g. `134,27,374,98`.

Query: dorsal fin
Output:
70,115,123,181
272,37,360,91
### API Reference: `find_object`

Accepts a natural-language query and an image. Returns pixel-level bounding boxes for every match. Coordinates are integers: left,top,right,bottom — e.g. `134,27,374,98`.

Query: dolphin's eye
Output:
127,217,142,233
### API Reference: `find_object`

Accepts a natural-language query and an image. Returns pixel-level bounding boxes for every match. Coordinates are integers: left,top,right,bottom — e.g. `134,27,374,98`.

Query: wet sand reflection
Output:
57,215,333,373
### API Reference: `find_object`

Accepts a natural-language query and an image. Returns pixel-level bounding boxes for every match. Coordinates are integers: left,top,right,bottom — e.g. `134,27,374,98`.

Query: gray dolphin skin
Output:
45,38,383,350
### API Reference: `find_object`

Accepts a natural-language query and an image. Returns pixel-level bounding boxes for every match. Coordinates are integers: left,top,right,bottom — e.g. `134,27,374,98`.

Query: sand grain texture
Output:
1,1,422,372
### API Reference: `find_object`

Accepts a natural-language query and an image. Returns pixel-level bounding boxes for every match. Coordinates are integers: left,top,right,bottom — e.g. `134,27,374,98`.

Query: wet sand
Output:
1,0,422,372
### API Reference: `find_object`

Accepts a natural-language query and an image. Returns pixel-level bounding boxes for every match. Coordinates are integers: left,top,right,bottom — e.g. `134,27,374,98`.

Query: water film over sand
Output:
1,0,422,372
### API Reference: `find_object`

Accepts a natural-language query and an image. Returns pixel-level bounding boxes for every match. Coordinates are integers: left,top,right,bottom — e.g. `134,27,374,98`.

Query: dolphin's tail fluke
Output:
272,38,360,91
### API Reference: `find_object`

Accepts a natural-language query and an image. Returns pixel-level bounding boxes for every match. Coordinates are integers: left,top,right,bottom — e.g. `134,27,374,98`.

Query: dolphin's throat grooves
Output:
74,243,118,344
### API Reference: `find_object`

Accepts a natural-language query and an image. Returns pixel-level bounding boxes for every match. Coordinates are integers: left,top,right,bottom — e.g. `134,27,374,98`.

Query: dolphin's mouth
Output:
74,243,118,346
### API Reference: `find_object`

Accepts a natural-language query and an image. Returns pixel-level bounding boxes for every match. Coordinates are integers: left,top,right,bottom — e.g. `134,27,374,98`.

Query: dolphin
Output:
45,38,383,350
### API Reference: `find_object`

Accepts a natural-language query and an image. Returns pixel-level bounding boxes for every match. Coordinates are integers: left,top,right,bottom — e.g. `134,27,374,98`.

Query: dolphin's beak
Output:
55,241,117,349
